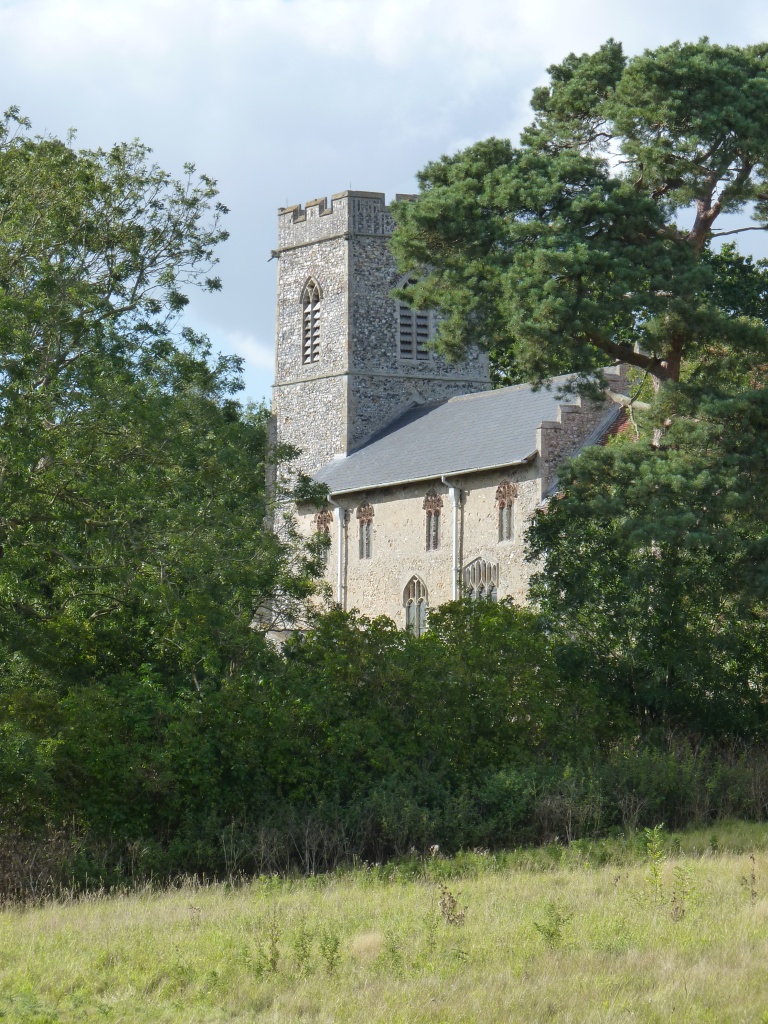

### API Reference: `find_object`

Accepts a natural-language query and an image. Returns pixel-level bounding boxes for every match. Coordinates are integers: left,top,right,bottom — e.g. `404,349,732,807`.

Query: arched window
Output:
496,481,517,543
423,490,443,551
463,559,499,601
404,575,429,635
397,276,436,360
315,509,332,566
301,278,322,364
357,502,374,559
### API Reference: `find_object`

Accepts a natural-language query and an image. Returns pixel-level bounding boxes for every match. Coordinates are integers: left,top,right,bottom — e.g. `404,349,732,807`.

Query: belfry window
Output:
496,481,517,543
357,502,374,559
397,277,436,360
404,575,428,636
301,278,322,364
423,490,443,551
463,558,499,601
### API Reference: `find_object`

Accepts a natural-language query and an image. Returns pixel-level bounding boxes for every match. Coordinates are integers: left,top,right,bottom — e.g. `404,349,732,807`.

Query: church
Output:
271,190,627,629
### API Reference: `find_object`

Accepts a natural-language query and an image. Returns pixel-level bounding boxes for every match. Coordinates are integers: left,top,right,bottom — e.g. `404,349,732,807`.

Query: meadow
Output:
2,822,768,1024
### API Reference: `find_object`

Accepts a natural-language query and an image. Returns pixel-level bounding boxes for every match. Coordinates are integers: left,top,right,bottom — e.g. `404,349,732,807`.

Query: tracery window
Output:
357,502,374,559
301,278,322,364
496,481,517,543
397,276,436,360
404,575,429,636
463,558,499,601
315,509,333,565
423,490,443,551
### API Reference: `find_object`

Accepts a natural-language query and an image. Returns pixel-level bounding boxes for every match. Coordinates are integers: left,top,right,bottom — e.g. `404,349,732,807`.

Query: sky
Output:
2,0,768,403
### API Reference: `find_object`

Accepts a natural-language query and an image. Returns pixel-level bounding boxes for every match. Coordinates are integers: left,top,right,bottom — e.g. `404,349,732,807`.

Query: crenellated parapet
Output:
276,191,415,251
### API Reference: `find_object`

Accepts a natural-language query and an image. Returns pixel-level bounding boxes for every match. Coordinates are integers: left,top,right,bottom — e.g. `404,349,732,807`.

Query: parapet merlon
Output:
278,191,418,222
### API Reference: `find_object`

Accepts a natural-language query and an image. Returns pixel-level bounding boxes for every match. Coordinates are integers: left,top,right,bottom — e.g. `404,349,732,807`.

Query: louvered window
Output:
301,279,322,364
398,277,435,360
404,576,428,636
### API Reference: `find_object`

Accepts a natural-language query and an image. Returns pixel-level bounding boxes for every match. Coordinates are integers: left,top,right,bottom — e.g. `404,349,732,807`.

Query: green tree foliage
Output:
391,39,768,391
275,600,596,802
391,41,768,731
0,110,319,694
528,388,768,736
0,599,605,872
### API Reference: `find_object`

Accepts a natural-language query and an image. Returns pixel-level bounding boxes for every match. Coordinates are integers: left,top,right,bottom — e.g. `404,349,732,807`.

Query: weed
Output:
318,927,342,975
533,900,572,948
424,903,440,955
644,823,666,902
741,854,757,905
670,864,694,921
438,883,466,926
291,923,314,976
380,932,404,974
265,906,281,973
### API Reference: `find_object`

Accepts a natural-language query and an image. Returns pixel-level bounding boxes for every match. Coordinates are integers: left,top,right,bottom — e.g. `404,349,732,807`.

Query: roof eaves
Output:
325,450,538,497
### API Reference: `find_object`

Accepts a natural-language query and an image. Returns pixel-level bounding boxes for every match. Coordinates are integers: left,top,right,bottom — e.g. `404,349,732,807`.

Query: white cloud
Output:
3,0,768,405
221,328,275,371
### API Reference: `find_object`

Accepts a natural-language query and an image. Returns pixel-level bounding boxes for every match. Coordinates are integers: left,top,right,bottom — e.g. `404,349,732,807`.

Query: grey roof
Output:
314,374,620,494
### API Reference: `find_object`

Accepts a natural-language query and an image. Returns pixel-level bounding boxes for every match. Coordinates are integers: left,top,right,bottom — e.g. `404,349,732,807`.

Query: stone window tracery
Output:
404,575,428,635
496,481,517,543
315,509,332,565
357,502,374,559
463,558,499,602
397,276,436,360
301,278,322,364
423,490,443,551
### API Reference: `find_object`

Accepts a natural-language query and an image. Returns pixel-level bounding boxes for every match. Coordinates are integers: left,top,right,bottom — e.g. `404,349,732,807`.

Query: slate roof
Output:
314,374,621,495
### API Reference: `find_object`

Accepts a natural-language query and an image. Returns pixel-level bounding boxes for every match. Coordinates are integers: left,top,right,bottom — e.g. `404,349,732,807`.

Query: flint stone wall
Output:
273,191,490,476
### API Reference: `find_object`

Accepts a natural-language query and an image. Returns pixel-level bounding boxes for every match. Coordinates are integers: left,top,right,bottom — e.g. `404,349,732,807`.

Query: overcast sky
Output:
2,0,768,403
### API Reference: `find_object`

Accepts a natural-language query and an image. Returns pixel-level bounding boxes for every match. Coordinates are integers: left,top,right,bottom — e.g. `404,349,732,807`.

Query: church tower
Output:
271,191,490,476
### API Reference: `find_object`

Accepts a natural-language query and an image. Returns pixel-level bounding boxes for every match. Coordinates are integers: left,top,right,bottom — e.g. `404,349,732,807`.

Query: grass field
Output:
2,821,768,1023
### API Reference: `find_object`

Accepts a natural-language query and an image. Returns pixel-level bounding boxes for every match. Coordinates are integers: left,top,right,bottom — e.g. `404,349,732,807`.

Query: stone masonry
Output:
271,188,628,629
272,191,490,476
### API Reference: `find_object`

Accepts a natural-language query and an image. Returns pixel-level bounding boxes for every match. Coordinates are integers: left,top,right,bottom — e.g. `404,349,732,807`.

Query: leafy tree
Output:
391,39,768,394
0,108,318,690
390,41,768,735
527,385,768,737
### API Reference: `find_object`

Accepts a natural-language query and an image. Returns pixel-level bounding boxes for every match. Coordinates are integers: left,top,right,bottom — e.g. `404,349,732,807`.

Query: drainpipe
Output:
441,475,461,600
328,497,345,607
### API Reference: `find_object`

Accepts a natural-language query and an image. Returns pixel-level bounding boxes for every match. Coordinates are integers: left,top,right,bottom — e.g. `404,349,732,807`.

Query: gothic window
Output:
397,276,436,360
315,509,332,566
423,490,443,551
301,278,322,364
463,558,499,601
404,575,429,636
357,502,374,559
496,481,518,543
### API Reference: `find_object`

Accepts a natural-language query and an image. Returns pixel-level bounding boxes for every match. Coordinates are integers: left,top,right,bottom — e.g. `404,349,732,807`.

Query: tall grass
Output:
2,821,768,1022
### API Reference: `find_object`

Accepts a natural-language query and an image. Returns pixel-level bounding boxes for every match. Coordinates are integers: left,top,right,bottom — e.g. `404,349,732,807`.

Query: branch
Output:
592,336,674,381
709,226,768,238
607,390,651,412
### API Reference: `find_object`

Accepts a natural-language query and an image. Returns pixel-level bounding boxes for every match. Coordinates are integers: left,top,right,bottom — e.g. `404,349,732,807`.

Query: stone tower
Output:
271,190,490,477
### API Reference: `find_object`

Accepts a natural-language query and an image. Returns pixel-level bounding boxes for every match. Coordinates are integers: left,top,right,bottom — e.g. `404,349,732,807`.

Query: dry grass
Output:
2,822,768,1022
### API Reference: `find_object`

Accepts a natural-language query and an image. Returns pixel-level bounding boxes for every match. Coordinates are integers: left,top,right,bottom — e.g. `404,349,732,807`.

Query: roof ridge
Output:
447,372,578,403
